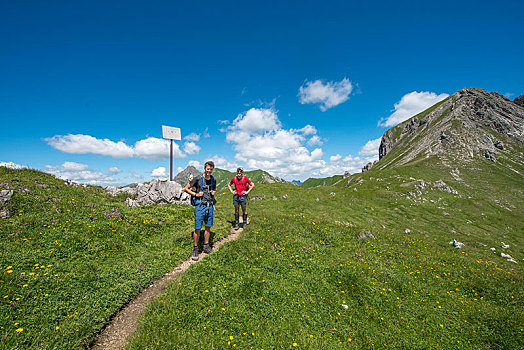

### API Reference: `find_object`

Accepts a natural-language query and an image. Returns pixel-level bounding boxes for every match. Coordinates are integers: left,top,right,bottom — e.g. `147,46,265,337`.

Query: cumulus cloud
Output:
134,137,185,161
108,166,121,174
359,137,382,156
298,78,354,111
45,134,185,160
312,153,378,177
187,160,202,169
223,108,328,179
183,142,201,155
151,166,168,177
379,91,449,127
44,162,116,185
0,161,28,170
44,134,134,158
210,155,239,172
307,135,323,146
184,133,200,142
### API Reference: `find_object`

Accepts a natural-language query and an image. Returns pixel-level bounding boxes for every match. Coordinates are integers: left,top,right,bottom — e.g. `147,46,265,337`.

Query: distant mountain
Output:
374,87,523,171
175,166,286,190
173,166,200,186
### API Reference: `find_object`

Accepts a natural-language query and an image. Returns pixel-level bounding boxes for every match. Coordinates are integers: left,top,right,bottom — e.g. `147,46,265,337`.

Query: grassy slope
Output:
127,155,523,349
213,169,285,190
301,174,344,188
0,168,231,349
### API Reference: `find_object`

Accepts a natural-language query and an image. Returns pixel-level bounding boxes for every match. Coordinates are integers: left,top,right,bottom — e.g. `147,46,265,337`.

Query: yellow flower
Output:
293,343,298,347
230,336,234,340
55,326,60,330
6,266,12,269
6,270,13,274
16,328,23,332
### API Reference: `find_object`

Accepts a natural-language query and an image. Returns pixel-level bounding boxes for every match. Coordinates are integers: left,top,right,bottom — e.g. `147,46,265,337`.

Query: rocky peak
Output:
514,94,524,108
377,87,524,168
173,165,200,186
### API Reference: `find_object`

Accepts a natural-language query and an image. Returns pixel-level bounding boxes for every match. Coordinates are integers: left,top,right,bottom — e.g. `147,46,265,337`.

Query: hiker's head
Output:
236,167,244,178
204,161,214,175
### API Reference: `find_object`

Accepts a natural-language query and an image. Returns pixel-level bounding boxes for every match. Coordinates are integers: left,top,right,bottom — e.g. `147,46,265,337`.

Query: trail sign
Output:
162,125,181,140
162,125,182,181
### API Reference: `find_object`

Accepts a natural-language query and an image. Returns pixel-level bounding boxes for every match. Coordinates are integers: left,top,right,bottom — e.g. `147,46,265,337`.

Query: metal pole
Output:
170,139,173,181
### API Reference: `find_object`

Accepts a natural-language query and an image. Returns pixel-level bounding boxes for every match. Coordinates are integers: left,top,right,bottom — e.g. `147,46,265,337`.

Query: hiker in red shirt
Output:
228,167,254,229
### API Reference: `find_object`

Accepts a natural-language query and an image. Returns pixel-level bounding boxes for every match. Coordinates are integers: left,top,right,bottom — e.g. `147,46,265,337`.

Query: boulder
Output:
0,190,14,206
104,178,190,206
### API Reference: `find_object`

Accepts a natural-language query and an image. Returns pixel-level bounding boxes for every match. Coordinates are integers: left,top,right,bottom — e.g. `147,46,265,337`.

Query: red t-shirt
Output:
229,175,252,195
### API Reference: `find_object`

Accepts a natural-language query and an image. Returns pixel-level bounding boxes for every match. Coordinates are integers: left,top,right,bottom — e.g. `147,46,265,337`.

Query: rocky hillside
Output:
376,87,524,171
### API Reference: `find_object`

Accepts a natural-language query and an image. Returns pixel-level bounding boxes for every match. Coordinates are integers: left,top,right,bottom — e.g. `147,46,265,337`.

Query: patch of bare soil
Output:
91,219,248,349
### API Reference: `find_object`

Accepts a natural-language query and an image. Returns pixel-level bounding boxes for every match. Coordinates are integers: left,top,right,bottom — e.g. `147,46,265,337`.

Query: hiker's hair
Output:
204,161,215,169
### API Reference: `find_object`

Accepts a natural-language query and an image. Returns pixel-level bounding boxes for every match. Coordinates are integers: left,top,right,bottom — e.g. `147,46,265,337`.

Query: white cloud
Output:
330,154,342,162
0,161,28,170
44,162,116,185
210,155,239,172
296,125,317,135
218,120,230,125
44,134,135,158
298,78,354,111
230,108,281,134
134,137,185,161
183,142,201,155
187,160,202,169
223,108,328,179
108,166,121,174
45,134,185,160
61,161,89,171
312,153,378,177
359,137,382,156
151,166,168,177
129,170,143,179
184,133,200,142
307,135,323,146
379,91,449,127
203,128,210,138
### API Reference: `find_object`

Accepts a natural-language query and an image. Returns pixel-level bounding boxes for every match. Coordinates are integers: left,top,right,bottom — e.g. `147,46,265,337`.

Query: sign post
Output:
162,125,181,181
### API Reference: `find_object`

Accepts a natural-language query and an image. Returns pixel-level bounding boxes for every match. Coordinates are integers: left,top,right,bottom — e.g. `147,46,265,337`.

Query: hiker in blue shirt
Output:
183,161,217,261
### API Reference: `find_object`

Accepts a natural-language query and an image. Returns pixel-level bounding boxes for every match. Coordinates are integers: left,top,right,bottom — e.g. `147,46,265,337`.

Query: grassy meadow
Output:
1,154,523,349
127,156,522,349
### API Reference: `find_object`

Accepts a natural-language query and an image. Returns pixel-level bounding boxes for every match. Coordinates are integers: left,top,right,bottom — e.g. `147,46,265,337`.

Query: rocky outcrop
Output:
173,166,200,186
377,87,524,168
0,190,14,218
514,94,524,108
361,160,377,172
104,178,190,207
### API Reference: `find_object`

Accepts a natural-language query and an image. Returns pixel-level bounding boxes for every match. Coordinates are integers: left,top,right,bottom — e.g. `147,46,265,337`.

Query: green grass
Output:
126,156,523,349
301,175,344,188
1,149,523,349
0,168,230,349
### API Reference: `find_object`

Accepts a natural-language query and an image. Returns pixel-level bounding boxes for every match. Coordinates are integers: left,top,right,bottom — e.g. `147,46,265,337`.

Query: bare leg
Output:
204,226,211,244
193,229,201,246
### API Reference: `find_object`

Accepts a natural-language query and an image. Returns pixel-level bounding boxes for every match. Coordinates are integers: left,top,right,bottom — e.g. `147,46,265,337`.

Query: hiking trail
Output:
91,219,248,350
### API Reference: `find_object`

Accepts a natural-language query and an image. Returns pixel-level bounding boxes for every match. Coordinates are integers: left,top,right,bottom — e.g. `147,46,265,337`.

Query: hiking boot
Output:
243,214,248,226
203,244,212,254
191,246,199,261
234,214,240,229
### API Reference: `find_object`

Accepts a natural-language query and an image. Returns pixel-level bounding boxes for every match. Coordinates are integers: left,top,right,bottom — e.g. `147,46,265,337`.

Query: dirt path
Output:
91,220,247,350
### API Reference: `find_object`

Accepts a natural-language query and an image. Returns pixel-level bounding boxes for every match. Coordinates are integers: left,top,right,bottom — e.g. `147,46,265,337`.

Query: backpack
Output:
232,175,250,192
191,175,216,206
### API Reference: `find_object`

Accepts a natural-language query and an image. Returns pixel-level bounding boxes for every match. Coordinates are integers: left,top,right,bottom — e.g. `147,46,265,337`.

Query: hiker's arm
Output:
184,183,202,197
246,181,254,194
228,182,235,194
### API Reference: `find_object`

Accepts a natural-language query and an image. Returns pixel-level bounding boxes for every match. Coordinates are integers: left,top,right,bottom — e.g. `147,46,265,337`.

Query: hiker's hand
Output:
241,190,247,195
196,191,204,197
230,189,236,194
211,190,216,196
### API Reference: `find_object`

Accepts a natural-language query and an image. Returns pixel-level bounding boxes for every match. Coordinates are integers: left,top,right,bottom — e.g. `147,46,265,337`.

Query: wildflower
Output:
293,343,298,347
15,328,23,333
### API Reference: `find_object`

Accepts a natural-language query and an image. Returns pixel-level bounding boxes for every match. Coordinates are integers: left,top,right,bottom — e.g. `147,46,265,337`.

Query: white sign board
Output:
162,125,181,140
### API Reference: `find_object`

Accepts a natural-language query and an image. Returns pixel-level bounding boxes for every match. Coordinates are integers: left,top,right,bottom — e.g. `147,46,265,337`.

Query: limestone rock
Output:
0,190,14,206
104,178,190,206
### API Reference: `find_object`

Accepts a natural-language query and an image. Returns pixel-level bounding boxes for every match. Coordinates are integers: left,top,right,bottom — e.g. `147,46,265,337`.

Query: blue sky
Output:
1,0,523,184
